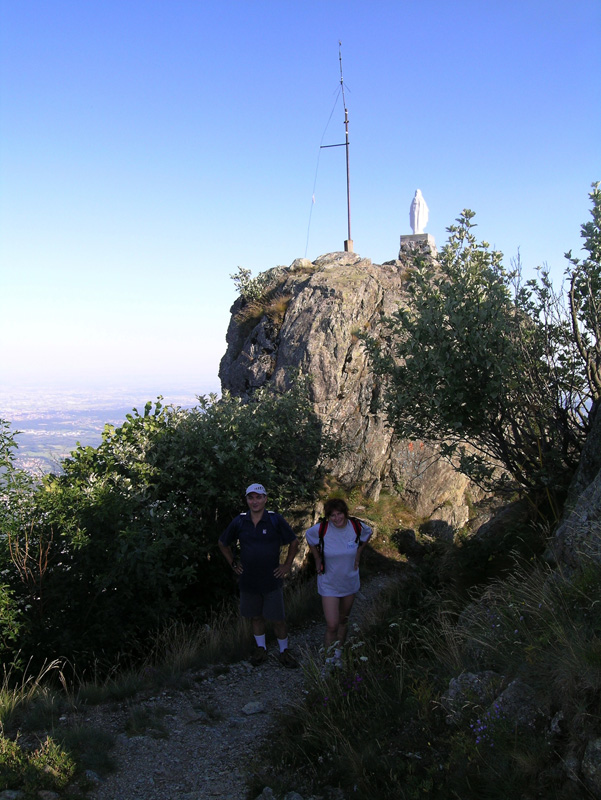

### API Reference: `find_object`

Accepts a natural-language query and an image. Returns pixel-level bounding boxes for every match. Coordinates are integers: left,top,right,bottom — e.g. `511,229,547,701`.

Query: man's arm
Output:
218,539,243,575
273,537,299,578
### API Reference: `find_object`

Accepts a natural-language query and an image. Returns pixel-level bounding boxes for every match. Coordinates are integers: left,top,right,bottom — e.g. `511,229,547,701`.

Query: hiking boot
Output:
249,646,268,666
278,648,299,669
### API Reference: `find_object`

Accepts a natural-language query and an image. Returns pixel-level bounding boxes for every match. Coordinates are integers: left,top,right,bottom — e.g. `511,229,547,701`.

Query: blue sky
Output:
1,0,599,396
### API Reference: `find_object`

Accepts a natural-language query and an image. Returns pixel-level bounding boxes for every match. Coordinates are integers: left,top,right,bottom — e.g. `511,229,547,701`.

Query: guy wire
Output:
304,86,342,259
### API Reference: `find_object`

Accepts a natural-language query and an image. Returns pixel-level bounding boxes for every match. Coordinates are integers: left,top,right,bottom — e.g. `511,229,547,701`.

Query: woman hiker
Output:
305,497,372,667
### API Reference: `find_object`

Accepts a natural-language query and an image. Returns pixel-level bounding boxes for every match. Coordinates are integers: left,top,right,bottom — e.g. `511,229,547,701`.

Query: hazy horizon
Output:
0,380,222,475
0,377,221,404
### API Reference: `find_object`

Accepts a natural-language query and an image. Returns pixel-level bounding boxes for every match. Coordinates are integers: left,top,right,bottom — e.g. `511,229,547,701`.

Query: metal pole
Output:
339,42,353,252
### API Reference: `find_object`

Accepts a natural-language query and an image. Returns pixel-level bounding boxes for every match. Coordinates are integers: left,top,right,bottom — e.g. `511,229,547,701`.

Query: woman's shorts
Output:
239,586,285,621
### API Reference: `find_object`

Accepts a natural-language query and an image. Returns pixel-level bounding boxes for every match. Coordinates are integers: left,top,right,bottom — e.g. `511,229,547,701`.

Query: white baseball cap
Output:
245,483,267,496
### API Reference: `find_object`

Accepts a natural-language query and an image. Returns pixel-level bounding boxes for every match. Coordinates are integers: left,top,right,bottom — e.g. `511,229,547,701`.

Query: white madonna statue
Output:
409,189,429,234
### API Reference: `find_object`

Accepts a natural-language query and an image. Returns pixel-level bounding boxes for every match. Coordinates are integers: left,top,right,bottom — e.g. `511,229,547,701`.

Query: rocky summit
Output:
219,242,482,530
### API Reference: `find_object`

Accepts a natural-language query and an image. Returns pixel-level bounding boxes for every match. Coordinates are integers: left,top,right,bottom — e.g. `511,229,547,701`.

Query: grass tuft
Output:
234,289,292,334
125,705,170,739
56,722,116,775
75,669,145,706
0,659,65,733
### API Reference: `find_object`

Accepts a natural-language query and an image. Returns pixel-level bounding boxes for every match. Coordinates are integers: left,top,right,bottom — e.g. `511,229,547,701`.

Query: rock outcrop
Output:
219,245,482,526
553,401,601,569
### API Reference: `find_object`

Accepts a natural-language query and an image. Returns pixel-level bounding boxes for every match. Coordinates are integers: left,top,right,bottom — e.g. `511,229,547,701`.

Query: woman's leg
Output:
322,596,341,648
322,595,356,648
336,594,356,647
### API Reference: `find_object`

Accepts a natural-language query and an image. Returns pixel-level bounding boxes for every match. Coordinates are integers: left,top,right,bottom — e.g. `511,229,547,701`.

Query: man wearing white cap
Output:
218,483,299,667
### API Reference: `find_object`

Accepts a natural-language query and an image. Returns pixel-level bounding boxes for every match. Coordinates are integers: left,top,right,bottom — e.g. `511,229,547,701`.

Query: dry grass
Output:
0,658,65,732
234,290,292,331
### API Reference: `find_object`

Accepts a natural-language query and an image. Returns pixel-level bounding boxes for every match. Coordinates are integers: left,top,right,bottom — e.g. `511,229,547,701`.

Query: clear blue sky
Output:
1,0,599,395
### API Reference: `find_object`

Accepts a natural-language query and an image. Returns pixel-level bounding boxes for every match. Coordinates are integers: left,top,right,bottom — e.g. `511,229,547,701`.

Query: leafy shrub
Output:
230,266,271,302
0,381,334,673
0,733,75,793
566,181,601,399
0,584,22,665
0,421,35,667
0,733,27,790
366,186,600,516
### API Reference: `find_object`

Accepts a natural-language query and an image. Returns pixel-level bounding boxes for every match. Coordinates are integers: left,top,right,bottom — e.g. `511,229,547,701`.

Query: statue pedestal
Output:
399,233,436,257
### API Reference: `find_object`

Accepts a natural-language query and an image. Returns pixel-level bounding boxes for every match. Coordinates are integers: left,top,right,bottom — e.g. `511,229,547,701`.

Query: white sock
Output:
254,634,266,649
277,637,289,653
334,648,342,660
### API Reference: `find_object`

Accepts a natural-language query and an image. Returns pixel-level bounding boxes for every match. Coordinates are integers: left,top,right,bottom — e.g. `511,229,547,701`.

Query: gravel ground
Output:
83,571,400,800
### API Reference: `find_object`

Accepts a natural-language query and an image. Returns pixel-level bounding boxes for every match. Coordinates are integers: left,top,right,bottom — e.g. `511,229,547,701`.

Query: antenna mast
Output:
320,43,353,253
339,42,352,252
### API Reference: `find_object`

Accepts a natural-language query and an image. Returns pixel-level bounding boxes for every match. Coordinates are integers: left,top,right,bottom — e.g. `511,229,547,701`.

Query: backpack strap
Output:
316,516,363,572
317,518,328,571
349,516,362,544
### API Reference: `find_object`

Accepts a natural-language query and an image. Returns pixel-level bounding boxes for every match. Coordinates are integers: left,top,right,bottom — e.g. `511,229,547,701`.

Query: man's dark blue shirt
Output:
219,510,296,594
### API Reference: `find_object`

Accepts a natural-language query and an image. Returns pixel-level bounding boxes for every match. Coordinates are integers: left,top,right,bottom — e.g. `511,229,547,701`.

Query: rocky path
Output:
84,571,398,800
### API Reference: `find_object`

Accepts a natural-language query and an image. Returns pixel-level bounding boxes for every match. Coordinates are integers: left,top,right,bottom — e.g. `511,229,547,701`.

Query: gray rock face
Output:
491,678,545,729
566,401,601,504
441,670,503,725
219,248,479,520
554,402,601,568
582,737,601,798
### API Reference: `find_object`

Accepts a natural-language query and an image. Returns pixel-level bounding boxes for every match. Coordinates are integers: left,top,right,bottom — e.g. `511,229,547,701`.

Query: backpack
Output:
316,516,362,574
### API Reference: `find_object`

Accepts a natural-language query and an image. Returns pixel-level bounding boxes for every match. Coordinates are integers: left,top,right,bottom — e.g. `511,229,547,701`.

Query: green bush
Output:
0,583,22,665
0,733,75,794
0,733,27,790
0,381,334,673
230,266,271,302
0,420,35,667
366,185,600,516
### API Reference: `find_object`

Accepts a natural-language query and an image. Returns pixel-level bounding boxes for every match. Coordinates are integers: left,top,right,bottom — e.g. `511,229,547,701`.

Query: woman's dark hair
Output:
323,497,349,519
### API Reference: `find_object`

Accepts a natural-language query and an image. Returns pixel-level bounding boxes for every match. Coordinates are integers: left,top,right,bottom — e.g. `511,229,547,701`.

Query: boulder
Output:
554,402,601,569
441,670,503,725
582,737,601,798
220,247,483,521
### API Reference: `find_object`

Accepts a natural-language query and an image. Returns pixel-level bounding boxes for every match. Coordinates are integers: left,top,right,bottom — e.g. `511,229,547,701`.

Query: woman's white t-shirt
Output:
305,519,372,597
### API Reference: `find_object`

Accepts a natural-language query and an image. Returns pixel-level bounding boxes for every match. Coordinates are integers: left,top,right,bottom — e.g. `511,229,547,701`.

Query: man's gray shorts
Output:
239,587,286,621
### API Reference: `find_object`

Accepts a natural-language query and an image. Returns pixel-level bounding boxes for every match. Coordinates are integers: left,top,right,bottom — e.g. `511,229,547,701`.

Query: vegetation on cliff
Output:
367,183,601,519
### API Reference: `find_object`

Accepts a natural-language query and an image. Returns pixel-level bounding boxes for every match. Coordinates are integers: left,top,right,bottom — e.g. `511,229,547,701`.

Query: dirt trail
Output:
85,570,401,800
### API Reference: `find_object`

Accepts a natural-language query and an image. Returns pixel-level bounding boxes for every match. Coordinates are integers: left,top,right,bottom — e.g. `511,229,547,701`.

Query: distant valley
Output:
0,385,212,475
